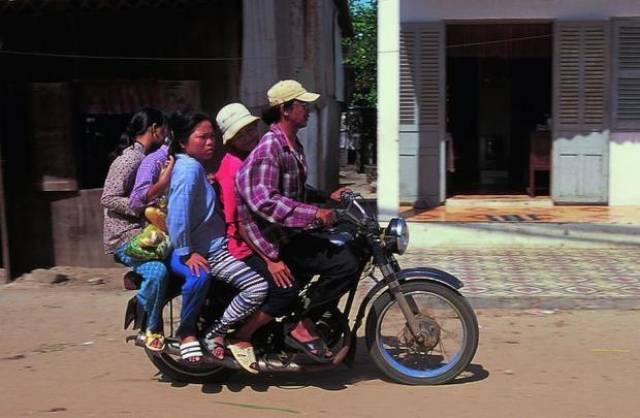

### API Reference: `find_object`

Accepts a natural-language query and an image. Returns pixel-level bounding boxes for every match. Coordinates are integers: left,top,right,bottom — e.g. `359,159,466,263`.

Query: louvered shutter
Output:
613,19,640,130
398,22,445,206
399,29,417,130
552,22,609,203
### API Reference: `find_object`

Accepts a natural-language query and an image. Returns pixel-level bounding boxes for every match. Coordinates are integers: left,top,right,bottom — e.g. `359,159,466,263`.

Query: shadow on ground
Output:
155,336,489,393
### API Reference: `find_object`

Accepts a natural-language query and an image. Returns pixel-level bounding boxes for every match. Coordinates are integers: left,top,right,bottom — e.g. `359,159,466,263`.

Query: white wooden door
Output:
399,22,445,207
552,21,609,203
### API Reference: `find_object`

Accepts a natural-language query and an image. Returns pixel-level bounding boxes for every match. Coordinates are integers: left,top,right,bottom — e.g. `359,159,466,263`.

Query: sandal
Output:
284,334,333,363
227,341,259,374
144,330,165,352
202,335,225,361
180,341,204,366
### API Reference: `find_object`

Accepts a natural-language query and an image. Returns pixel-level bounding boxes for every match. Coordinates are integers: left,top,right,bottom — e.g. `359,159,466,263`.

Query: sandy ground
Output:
1,277,639,418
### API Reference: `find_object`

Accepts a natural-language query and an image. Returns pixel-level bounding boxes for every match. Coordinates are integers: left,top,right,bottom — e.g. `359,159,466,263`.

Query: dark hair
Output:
111,107,166,160
261,100,295,125
168,111,213,156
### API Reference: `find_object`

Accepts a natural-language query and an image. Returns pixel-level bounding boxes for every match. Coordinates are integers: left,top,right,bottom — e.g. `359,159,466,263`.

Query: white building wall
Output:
401,0,640,21
610,134,640,205
389,0,640,206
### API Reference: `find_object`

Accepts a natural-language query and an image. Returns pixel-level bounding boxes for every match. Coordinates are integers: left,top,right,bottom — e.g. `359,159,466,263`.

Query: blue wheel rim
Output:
376,292,467,379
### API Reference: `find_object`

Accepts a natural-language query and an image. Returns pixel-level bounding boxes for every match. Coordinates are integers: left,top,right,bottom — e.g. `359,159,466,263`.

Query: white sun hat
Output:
216,103,260,144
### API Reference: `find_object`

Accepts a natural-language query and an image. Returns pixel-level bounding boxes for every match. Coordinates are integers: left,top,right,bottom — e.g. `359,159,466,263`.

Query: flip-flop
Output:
180,340,204,366
284,335,333,363
144,330,165,352
227,342,259,374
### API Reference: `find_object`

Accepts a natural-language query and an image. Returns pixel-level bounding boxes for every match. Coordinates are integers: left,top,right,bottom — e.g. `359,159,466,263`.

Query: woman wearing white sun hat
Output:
212,102,281,372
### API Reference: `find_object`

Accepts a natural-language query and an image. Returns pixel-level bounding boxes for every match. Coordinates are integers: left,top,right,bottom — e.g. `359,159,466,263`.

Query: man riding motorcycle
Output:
235,80,361,362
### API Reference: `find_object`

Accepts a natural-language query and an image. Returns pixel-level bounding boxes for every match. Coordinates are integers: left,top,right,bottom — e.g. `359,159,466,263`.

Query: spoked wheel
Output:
145,295,235,384
365,282,478,385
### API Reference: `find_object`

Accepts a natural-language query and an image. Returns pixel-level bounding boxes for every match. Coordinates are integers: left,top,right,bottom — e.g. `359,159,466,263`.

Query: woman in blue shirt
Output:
166,111,267,372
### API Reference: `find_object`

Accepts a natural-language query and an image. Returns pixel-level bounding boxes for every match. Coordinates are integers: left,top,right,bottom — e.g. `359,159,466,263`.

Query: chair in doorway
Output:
527,131,551,197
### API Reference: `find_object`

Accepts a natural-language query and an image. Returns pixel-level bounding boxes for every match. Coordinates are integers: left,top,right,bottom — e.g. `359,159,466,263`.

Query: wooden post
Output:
0,134,11,283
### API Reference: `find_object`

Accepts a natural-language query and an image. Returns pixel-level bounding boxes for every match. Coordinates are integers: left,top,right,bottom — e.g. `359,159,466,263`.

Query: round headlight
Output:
384,218,410,255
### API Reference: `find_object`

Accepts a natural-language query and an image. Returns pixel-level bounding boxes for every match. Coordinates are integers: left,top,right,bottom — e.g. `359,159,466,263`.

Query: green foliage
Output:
343,0,377,107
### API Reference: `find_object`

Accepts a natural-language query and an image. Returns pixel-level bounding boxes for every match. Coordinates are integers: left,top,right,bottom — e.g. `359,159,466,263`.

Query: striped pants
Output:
205,246,268,337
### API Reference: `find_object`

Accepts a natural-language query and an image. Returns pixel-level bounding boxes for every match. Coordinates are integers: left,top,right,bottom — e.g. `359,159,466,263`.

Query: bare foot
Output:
207,335,225,360
289,318,318,343
288,319,333,358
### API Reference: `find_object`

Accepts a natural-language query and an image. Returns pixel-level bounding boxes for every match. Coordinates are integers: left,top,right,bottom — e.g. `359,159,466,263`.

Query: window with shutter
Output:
555,22,608,132
399,30,417,129
583,26,607,129
613,19,640,131
557,25,581,130
417,27,443,128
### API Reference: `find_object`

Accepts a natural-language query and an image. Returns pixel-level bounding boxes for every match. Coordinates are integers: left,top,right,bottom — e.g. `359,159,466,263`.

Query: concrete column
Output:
377,0,400,219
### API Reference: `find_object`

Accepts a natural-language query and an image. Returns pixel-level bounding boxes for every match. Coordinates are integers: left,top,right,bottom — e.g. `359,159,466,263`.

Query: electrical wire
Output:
0,49,297,62
0,34,553,61
447,34,552,49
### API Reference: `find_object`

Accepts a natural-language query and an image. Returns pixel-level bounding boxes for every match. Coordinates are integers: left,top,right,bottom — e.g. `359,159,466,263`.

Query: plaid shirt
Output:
236,124,318,260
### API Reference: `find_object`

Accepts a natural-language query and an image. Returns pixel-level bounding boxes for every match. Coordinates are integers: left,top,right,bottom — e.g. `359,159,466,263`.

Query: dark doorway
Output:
446,23,552,195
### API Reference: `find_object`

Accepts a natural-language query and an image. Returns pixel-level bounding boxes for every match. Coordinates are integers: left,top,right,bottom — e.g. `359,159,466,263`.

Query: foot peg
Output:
126,333,145,348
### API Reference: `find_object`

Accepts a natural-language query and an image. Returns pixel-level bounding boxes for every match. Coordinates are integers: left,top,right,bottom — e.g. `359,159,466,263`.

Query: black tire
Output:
365,281,478,385
144,295,236,384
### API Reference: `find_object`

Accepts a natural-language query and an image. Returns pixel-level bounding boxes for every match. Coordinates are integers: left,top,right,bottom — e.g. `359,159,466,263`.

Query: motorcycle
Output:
124,192,479,385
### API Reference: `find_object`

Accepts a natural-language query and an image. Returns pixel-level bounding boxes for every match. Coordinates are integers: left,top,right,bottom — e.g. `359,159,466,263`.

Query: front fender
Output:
393,267,463,290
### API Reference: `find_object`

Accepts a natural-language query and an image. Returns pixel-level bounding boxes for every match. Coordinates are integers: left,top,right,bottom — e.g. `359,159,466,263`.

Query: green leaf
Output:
343,0,377,107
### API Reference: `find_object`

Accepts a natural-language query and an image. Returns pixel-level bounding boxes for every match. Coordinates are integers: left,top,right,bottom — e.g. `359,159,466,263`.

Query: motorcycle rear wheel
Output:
145,295,235,384
365,281,478,385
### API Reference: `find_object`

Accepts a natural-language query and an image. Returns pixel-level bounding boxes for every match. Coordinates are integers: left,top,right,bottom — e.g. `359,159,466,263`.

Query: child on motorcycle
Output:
166,111,267,371
213,102,314,364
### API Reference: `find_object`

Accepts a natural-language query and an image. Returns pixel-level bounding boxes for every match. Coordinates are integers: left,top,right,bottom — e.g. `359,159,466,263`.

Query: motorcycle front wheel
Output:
145,295,236,384
365,281,478,385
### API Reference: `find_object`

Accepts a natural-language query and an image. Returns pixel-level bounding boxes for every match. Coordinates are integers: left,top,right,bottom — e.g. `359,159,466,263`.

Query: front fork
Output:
378,256,423,342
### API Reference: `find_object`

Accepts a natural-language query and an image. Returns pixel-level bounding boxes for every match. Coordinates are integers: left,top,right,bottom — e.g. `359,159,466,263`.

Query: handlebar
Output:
337,191,372,226
305,190,374,233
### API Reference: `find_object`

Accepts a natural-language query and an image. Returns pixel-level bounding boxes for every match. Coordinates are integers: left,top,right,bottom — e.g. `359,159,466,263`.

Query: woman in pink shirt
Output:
213,103,300,356
213,103,259,261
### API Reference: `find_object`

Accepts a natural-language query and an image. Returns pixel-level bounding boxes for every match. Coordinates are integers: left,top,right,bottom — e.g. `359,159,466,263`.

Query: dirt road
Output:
1,278,638,418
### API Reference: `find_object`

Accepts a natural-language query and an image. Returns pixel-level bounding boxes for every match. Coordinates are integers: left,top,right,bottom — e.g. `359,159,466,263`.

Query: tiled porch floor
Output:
400,202,640,224
338,167,640,224
392,247,640,308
